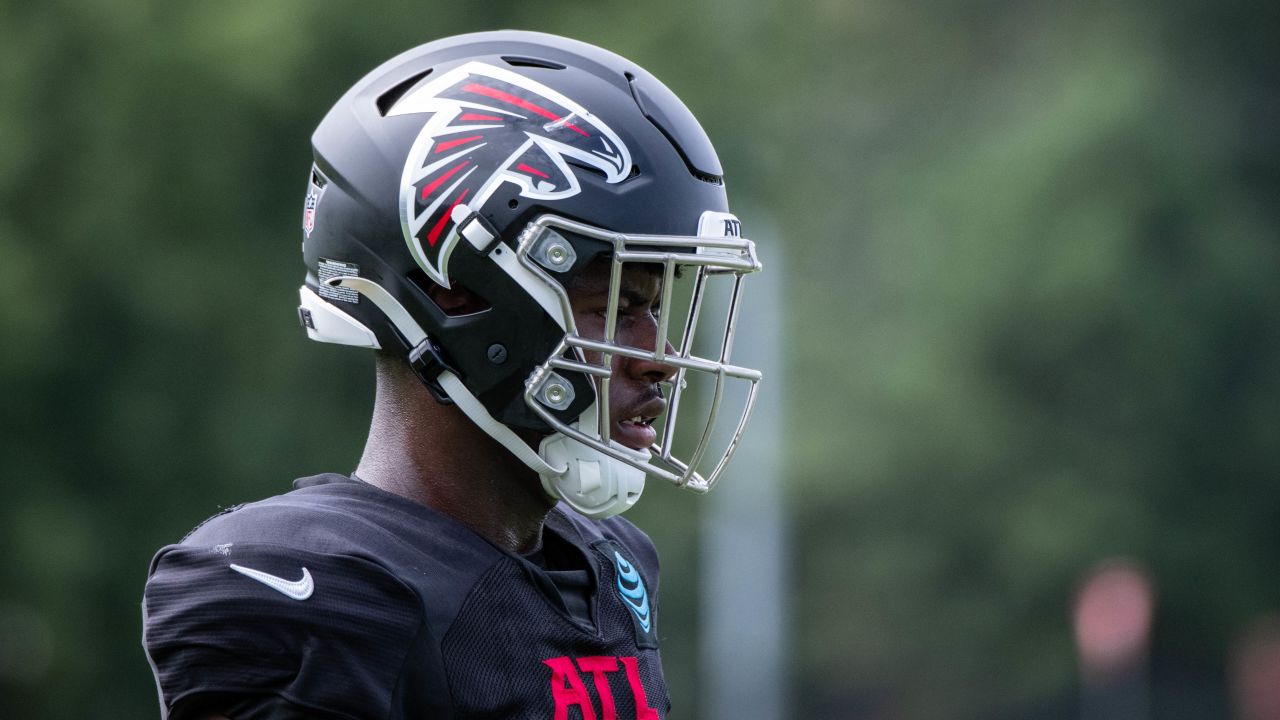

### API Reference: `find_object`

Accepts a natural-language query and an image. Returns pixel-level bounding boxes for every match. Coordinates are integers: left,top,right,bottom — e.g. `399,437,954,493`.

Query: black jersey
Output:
142,474,667,719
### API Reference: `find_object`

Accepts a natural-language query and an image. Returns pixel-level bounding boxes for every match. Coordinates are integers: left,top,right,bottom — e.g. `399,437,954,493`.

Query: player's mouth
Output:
612,398,665,450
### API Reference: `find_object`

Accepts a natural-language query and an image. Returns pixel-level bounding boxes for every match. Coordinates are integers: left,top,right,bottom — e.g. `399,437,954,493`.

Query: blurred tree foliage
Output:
0,0,1276,718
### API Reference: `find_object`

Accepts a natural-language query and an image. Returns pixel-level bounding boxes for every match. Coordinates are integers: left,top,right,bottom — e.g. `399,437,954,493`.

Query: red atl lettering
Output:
619,657,659,720
576,657,619,719
543,655,661,720
544,656,598,720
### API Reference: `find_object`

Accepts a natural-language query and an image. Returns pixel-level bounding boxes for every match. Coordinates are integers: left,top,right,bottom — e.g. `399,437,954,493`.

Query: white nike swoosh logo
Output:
229,564,314,600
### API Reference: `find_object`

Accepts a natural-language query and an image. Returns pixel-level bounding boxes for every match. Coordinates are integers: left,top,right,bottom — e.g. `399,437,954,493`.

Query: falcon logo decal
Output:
388,61,633,287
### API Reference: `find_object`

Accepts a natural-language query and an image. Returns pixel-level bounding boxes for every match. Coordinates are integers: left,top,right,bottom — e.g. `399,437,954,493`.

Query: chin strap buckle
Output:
407,335,459,406
451,204,501,254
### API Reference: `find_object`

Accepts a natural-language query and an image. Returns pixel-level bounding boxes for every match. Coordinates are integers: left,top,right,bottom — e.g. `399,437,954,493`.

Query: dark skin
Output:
354,258,676,555
198,260,675,720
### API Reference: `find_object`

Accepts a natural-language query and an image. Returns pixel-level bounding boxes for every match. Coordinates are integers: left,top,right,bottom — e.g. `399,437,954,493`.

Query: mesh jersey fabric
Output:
141,473,667,720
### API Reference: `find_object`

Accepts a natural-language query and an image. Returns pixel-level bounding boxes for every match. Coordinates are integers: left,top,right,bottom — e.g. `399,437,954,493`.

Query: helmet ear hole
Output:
407,269,492,317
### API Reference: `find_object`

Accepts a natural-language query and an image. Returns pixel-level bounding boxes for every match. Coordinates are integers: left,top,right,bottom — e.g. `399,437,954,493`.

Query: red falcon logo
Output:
388,61,633,287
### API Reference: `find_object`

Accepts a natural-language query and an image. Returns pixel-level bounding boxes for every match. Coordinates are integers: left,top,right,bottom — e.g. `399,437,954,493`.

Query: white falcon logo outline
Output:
389,61,633,288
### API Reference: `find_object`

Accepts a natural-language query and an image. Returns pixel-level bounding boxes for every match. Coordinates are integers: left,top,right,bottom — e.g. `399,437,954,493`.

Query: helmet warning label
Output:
317,258,361,304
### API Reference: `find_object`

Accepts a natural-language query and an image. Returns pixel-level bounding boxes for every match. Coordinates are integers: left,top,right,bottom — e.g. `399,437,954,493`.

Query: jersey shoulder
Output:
143,474,496,718
176,473,447,553
144,532,422,718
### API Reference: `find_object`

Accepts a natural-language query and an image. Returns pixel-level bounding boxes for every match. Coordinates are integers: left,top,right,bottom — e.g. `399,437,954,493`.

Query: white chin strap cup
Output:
539,433,648,520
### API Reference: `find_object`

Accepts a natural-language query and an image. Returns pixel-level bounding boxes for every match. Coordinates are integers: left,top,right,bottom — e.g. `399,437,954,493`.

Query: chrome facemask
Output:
518,213,763,495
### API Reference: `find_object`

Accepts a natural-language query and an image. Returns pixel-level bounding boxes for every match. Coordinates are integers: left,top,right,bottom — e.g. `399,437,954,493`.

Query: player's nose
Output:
622,318,678,384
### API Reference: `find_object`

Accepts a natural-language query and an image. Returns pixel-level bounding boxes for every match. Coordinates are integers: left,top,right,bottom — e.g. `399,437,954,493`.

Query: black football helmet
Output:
298,30,761,518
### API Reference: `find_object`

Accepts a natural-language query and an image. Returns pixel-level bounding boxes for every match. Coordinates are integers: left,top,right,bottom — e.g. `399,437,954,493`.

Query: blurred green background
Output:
1,0,1277,718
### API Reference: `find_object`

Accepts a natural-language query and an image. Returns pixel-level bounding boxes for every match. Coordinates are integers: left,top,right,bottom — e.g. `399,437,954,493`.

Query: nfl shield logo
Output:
302,171,326,237
302,187,320,236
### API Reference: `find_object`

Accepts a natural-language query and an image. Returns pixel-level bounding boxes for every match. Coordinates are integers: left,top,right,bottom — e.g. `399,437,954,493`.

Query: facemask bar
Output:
517,214,763,494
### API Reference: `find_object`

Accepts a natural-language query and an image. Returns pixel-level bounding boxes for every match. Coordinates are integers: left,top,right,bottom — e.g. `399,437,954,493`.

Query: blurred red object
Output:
1230,615,1280,720
1072,559,1157,679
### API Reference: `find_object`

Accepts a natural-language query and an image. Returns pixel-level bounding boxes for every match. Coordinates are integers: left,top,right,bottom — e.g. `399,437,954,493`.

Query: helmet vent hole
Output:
376,69,433,116
502,56,566,70
566,157,610,180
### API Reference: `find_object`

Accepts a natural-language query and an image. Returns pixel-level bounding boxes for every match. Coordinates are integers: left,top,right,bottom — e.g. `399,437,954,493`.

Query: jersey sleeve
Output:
142,541,424,719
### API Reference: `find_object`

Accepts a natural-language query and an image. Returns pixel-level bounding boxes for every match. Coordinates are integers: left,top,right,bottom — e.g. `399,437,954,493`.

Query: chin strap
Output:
328,276,645,519
434,371,561,475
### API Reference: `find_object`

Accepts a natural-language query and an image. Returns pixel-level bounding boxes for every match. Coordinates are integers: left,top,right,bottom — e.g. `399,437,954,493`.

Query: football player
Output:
142,30,762,719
